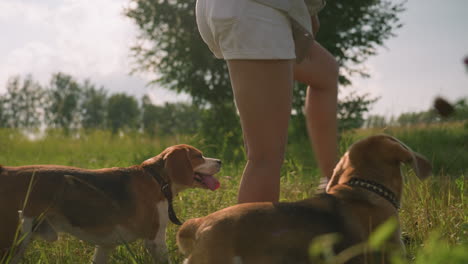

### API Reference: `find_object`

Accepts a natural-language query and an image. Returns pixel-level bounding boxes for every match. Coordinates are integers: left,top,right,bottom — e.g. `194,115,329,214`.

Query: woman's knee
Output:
245,145,287,168
312,53,339,89
294,43,339,89
326,54,340,80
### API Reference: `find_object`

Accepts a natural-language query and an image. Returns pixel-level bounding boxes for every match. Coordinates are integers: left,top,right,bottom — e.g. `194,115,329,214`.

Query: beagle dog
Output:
177,135,432,264
0,144,221,264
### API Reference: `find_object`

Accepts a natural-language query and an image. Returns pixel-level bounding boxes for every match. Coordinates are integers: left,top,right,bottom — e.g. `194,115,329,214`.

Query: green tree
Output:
419,110,438,124
0,94,6,127
107,93,140,134
160,102,203,135
1,75,43,129
45,73,82,133
365,114,387,128
125,0,403,136
81,81,108,130
397,112,418,126
141,95,161,137
338,92,378,131
452,98,468,121
394,97,468,127
142,95,204,137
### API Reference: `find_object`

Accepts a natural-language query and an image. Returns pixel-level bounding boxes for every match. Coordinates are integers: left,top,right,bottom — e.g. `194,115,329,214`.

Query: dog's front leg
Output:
145,200,170,263
145,228,169,264
10,211,34,264
92,245,113,264
36,219,58,242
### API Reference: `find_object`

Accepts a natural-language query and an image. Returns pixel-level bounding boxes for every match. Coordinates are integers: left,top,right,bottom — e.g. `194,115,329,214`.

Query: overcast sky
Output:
0,0,467,117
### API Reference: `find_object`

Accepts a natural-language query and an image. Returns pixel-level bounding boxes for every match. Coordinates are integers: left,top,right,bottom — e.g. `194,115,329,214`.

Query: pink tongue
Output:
201,175,220,191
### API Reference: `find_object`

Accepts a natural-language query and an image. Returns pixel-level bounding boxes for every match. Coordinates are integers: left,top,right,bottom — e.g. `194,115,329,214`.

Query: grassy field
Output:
0,122,466,263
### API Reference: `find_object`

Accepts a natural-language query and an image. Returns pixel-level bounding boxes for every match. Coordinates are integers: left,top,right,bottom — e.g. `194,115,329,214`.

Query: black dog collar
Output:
345,178,400,210
153,174,183,225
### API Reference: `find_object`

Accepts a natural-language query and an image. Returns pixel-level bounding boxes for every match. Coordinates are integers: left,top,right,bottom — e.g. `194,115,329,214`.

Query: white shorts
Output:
196,0,295,60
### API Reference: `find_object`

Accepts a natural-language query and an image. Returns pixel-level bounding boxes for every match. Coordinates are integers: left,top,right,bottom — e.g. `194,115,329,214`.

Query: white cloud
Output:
0,0,192,104
0,0,158,97
1,41,55,83
0,1,51,22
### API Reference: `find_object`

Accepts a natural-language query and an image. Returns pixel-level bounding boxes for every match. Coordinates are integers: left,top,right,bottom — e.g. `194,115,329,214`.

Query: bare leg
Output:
227,60,294,203
294,41,339,179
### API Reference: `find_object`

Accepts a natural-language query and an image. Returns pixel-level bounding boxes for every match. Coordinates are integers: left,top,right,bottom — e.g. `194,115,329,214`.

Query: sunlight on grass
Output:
0,123,466,263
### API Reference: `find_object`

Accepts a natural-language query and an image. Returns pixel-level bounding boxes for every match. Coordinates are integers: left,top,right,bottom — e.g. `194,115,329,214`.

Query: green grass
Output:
0,123,466,263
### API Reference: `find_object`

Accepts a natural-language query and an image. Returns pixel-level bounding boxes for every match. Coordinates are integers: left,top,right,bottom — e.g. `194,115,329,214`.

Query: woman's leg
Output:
294,41,339,180
227,59,294,203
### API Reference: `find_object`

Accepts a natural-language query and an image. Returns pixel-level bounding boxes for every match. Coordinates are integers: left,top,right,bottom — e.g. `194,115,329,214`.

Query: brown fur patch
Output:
58,169,133,227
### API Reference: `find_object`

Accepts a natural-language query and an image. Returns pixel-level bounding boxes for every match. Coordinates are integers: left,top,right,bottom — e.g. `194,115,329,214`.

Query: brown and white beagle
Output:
176,135,432,264
0,144,221,264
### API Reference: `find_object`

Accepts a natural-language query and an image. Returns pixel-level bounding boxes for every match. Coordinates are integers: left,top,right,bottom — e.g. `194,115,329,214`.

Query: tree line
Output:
364,97,468,128
0,73,203,136
1,72,465,137
0,71,383,135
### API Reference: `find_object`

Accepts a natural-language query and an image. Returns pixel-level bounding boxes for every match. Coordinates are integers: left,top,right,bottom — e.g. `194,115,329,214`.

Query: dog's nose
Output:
216,159,222,166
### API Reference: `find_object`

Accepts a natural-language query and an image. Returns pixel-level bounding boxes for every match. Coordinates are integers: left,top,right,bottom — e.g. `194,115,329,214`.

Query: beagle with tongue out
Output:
0,144,221,264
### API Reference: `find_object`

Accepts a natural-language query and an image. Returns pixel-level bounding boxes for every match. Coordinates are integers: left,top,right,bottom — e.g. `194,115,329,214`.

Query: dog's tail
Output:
176,217,204,255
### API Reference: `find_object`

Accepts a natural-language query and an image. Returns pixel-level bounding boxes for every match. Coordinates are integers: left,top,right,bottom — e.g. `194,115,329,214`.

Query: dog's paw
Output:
315,177,329,194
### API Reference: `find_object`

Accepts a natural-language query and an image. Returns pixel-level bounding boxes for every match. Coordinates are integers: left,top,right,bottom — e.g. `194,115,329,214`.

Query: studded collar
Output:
345,178,400,210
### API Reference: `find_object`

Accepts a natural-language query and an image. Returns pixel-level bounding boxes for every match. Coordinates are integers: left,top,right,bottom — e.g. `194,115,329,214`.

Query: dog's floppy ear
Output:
390,137,432,180
410,152,432,180
326,152,349,192
164,147,194,186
